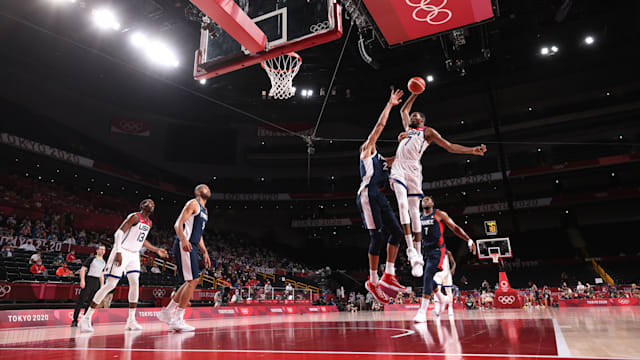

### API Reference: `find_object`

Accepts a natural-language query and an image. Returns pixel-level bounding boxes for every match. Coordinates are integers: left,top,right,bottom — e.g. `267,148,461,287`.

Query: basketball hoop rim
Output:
260,52,302,73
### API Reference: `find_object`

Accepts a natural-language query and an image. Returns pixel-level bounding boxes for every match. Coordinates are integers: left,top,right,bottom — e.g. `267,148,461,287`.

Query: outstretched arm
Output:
143,240,168,258
361,89,404,156
437,210,476,254
400,93,419,130
425,128,487,156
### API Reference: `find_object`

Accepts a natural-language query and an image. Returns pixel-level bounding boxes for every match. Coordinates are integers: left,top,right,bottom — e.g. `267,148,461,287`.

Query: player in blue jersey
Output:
357,89,409,304
413,195,476,322
157,184,211,332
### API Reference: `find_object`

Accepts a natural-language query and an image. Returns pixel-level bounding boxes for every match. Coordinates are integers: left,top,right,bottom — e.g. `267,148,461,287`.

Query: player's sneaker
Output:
365,280,390,305
432,307,440,318
379,273,409,294
406,247,424,277
78,317,94,333
413,309,427,323
157,308,173,324
126,318,143,331
169,320,195,332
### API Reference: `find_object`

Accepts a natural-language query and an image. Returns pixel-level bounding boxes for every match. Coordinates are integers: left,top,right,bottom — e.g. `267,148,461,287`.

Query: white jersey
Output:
394,126,430,163
120,212,152,252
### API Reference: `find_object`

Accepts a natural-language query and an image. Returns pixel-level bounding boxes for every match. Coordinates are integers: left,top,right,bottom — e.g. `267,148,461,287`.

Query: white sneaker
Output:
157,308,173,324
413,310,427,323
126,318,143,331
432,304,441,317
78,317,94,333
169,320,195,332
407,247,424,277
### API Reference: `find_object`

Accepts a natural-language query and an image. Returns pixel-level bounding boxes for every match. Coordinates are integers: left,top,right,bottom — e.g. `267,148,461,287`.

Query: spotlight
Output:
301,89,308,97
426,75,434,82
199,79,207,85
147,41,179,67
540,46,559,56
584,36,595,45
130,33,147,47
551,45,559,53
540,47,549,55
92,9,120,31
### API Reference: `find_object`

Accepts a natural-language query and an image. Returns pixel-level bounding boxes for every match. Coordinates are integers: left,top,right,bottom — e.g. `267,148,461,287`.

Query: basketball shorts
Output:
356,188,401,232
173,239,200,282
104,248,140,279
390,161,424,197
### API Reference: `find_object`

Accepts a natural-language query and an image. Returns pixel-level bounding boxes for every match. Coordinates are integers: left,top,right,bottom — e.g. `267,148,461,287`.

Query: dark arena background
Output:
1,0,639,359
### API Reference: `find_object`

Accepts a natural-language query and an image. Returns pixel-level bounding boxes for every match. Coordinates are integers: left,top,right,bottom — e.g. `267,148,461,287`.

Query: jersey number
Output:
137,232,146,242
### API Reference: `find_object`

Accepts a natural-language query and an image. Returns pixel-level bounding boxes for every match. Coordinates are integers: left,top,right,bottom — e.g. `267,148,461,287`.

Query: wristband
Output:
467,239,474,247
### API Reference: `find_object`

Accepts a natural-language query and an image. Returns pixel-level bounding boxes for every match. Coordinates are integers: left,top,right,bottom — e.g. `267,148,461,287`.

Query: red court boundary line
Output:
0,347,633,360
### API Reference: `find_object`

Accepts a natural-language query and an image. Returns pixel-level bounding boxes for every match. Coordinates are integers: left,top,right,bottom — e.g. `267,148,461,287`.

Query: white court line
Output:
146,327,415,339
0,347,634,360
553,318,571,357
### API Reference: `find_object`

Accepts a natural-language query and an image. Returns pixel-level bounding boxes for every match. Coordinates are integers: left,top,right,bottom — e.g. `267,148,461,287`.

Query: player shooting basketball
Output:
413,195,476,323
390,80,486,278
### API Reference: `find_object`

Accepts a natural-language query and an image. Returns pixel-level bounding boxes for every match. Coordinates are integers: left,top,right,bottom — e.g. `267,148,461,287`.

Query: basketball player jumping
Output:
433,249,456,318
414,196,476,323
157,184,211,332
357,89,409,304
391,91,486,277
79,199,169,332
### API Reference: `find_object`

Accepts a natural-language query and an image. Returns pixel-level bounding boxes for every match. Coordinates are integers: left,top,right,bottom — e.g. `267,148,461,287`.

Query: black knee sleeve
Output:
387,228,402,246
367,230,385,256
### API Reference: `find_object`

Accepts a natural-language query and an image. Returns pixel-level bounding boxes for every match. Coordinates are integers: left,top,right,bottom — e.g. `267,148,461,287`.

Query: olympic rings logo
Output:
310,21,331,33
115,119,145,133
0,285,11,298
405,0,452,25
618,299,630,305
497,295,515,305
152,289,166,298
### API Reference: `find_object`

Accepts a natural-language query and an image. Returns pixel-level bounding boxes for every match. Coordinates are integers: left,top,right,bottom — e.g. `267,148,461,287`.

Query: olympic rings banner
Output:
559,298,640,307
362,0,494,46
494,289,523,309
0,305,338,329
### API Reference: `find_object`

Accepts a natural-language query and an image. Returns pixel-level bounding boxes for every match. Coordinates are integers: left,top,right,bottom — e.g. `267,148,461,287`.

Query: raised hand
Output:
389,89,404,106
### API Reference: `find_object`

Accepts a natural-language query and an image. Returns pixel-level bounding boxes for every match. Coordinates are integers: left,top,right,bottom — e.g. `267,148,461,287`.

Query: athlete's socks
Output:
385,262,395,276
84,307,95,319
176,308,185,321
369,270,379,285
434,291,446,311
420,297,430,312
166,299,179,312
405,235,414,250
128,308,136,320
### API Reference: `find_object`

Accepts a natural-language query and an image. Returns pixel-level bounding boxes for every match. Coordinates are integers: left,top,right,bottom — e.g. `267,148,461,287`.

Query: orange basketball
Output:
408,76,426,94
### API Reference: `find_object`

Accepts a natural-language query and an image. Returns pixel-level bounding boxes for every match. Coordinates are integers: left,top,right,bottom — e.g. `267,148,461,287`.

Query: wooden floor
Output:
0,307,639,359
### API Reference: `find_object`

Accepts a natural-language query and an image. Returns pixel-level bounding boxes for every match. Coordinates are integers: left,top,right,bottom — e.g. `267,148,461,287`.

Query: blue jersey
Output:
357,152,390,194
421,209,445,248
182,200,208,244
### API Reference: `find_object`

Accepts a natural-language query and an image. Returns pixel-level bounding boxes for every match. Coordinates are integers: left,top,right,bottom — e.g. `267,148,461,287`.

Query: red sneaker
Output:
365,280,390,305
380,273,409,294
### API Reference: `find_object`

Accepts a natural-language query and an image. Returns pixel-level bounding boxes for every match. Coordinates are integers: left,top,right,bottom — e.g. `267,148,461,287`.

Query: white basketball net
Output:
490,253,500,264
261,53,302,100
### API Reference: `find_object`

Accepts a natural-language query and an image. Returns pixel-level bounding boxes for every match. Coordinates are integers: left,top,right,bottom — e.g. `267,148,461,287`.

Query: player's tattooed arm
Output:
400,93,418,130
425,127,487,156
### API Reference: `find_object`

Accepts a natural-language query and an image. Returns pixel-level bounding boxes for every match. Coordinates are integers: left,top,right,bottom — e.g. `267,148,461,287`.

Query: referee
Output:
71,245,106,327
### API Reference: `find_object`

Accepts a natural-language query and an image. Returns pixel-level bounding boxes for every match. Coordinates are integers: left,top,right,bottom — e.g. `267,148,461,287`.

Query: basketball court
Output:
1,308,639,360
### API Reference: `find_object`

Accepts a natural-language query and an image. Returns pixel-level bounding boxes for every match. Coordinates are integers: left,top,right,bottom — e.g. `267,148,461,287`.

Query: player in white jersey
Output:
390,91,486,277
79,199,168,333
433,250,456,318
